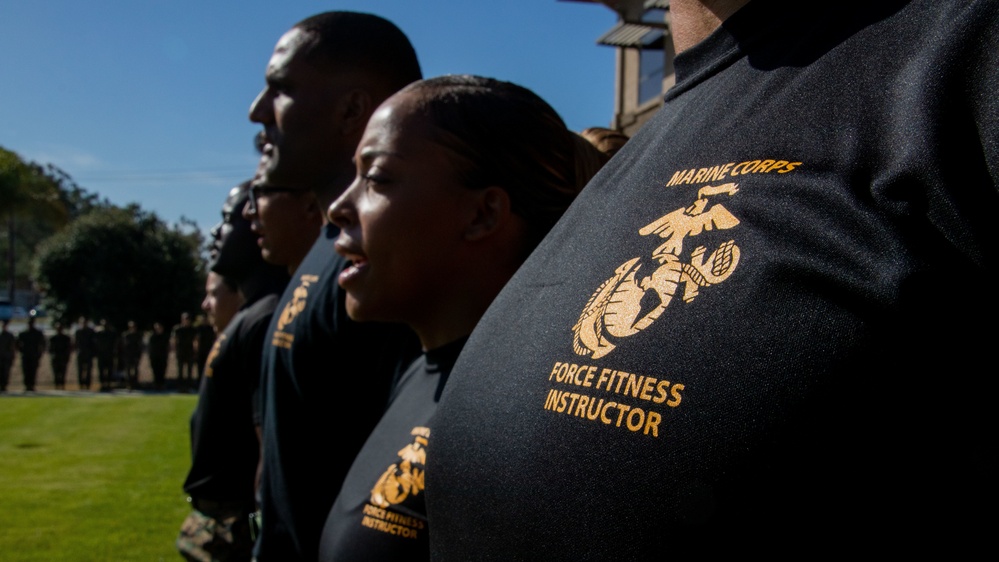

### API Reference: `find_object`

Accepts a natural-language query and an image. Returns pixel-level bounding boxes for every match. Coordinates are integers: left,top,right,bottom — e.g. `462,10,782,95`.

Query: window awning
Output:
597,22,657,47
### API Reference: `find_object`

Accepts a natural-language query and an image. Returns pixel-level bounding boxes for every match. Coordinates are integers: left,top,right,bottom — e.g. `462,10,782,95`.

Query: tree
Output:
33,205,205,329
1,147,70,301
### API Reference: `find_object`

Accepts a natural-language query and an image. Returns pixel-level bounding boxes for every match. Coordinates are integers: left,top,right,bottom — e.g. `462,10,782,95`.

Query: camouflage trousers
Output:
176,507,254,562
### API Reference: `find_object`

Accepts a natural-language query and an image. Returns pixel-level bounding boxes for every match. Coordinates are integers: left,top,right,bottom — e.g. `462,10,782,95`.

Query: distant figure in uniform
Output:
94,319,118,392
148,322,171,391
74,317,96,390
194,313,216,384
16,316,45,392
174,312,197,391
0,319,15,392
48,322,72,390
122,320,144,390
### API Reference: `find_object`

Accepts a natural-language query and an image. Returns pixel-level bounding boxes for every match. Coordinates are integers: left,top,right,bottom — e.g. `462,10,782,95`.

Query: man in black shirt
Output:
1,319,16,392
93,319,118,392
16,316,45,392
246,12,422,561
173,313,196,391
48,322,72,390
194,314,215,384
122,320,143,390
147,322,170,391
74,317,96,390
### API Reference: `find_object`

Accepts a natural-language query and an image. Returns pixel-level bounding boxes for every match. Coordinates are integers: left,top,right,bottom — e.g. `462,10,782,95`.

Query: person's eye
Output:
267,79,289,96
362,171,389,187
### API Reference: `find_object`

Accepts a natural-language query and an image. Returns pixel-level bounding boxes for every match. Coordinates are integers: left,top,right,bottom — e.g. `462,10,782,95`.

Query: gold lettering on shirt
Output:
543,361,685,438
667,159,801,186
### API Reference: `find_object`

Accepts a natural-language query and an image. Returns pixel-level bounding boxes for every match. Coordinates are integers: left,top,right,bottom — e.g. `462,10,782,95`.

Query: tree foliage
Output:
0,148,68,223
33,205,206,329
1,147,75,299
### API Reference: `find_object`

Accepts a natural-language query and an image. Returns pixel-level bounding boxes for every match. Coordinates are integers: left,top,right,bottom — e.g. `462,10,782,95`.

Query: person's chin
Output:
345,294,366,322
346,293,387,324
261,165,297,188
260,248,282,266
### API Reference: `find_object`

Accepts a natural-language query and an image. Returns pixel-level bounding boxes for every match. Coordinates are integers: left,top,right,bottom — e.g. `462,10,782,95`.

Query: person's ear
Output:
303,193,325,223
337,88,374,136
465,186,512,241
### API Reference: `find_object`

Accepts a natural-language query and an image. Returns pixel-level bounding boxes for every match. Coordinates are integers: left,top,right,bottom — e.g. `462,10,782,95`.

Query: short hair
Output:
223,276,238,293
399,75,608,254
210,180,276,284
580,126,630,158
293,11,423,97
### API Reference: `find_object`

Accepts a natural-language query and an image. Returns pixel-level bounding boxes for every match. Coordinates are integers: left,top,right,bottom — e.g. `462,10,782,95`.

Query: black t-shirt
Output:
148,331,170,361
74,327,95,358
255,225,420,562
197,324,215,361
183,292,280,506
123,331,143,361
319,337,465,562
48,334,71,362
0,331,14,360
427,1,999,558
174,325,196,362
17,328,45,360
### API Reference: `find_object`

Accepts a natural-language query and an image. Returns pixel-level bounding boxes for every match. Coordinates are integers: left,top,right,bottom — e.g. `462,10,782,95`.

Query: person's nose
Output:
327,177,361,228
249,88,273,124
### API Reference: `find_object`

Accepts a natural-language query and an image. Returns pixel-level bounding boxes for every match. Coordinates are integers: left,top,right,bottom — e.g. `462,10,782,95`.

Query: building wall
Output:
612,42,674,137
573,0,676,138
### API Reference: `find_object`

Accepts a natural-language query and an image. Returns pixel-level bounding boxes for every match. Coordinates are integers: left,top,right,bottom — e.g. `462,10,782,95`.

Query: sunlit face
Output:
201,272,243,332
328,91,478,328
209,185,258,280
249,27,349,189
242,182,322,270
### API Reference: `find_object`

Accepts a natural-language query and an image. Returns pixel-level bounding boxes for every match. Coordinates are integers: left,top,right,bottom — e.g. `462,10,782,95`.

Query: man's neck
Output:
670,0,750,53
239,267,287,305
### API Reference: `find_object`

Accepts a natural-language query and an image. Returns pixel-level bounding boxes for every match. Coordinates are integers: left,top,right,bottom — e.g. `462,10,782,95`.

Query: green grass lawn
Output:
0,393,198,561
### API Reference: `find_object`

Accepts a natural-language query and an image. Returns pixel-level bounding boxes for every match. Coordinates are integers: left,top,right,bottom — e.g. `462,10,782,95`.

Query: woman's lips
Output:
338,251,368,288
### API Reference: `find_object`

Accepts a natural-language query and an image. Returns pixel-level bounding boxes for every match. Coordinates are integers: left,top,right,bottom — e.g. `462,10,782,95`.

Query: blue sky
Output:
1,1,618,237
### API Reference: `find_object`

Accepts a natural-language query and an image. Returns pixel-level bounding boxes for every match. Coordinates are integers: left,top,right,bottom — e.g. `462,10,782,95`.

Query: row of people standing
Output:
1,316,66,392
74,315,216,391
178,11,613,562
0,317,47,392
0,314,215,392
178,2,998,560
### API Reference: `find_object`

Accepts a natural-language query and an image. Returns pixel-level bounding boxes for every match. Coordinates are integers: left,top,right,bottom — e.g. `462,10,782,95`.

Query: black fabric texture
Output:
183,289,280,506
427,1,999,558
254,224,421,562
318,336,465,562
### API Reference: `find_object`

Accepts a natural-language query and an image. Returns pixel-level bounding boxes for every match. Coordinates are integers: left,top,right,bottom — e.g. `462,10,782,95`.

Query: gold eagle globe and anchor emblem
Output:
572,182,742,359
369,429,428,508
